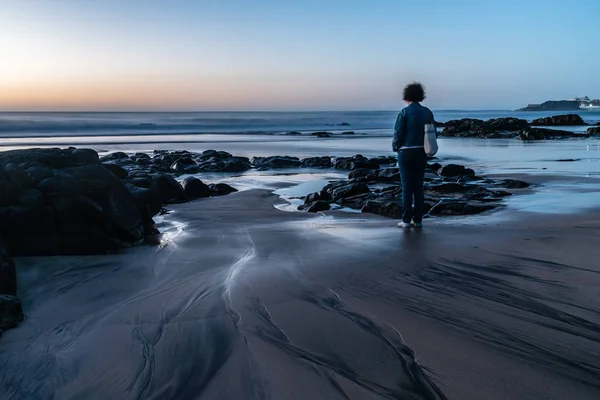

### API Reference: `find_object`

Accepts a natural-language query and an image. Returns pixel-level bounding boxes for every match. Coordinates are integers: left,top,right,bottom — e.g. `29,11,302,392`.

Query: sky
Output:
0,0,598,111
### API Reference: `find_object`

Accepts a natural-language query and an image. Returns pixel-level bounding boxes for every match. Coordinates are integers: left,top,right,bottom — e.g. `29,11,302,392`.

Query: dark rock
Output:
0,148,100,170
311,132,331,137
0,204,59,255
334,155,380,170
3,163,33,191
0,294,23,337
426,162,442,171
103,163,129,179
100,152,129,162
325,181,370,201
341,131,355,135
304,190,331,204
369,156,398,166
361,200,403,219
301,156,332,168
124,183,162,227
348,168,377,180
377,168,400,181
587,126,600,136
531,114,587,126
307,201,331,213
252,156,302,169
429,200,496,216
0,150,149,256
438,164,475,177
17,189,45,205
518,128,578,140
426,182,472,194
170,157,197,173
340,122,351,126
0,177,16,207
440,119,484,137
181,177,211,199
336,193,374,209
0,241,16,296
197,157,252,173
151,174,187,204
442,117,528,138
209,183,238,196
286,131,303,135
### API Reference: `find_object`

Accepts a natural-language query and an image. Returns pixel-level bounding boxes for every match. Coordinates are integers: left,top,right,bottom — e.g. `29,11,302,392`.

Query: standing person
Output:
392,82,436,228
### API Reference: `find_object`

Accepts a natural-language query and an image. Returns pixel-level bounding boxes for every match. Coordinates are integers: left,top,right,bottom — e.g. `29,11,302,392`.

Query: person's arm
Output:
392,110,406,152
428,108,438,138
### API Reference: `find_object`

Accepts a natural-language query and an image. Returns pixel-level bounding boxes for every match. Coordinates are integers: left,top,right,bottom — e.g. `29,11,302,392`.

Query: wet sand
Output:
1,190,600,399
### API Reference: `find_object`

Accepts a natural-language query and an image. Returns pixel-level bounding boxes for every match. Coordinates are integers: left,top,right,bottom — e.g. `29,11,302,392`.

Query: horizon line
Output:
0,108,517,113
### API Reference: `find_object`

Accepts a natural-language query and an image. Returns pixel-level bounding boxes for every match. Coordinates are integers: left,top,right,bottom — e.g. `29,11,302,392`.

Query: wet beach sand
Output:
1,188,599,399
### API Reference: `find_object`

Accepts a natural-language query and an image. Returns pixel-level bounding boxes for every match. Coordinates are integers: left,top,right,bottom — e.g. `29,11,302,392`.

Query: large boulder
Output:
181,177,211,199
150,174,187,204
531,114,587,126
0,148,147,255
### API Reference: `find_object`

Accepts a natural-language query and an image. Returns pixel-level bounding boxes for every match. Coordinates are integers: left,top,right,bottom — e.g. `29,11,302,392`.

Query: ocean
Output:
1,110,599,139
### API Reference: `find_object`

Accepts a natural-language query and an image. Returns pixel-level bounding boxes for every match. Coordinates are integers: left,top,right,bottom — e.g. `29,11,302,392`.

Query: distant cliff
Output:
517,100,581,112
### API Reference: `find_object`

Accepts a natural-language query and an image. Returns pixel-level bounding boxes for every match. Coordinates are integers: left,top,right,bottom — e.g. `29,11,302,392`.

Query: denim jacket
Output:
392,102,435,152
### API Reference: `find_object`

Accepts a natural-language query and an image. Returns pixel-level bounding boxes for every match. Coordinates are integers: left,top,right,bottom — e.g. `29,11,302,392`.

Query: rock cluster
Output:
441,115,590,139
300,156,528,219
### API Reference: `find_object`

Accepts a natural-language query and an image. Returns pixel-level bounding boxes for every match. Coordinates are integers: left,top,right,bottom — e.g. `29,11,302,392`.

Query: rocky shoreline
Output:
440,114,600,139
298,154,528,218
0,146,534,337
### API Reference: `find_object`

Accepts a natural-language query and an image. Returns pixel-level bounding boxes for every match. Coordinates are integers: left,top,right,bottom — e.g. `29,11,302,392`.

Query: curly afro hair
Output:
403,82,426,102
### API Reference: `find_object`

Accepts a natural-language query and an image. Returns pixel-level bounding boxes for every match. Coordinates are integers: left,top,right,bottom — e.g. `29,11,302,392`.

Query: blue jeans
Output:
397,148,426,223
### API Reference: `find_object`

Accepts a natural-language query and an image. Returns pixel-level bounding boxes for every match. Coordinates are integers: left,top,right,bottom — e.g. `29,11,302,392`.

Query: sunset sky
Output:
1,0,598,111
